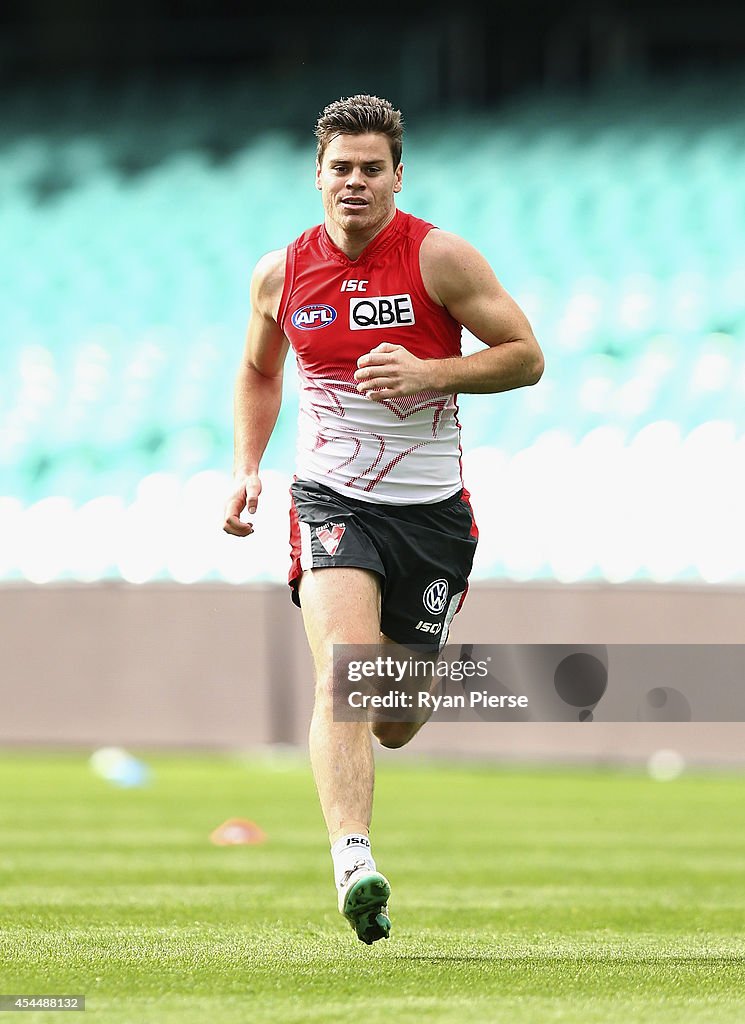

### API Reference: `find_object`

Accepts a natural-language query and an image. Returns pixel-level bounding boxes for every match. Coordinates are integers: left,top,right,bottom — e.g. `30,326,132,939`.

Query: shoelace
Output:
339,859,370,889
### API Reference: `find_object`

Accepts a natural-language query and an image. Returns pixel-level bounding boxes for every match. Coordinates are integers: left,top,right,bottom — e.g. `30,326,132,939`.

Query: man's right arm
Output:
223,249,288,538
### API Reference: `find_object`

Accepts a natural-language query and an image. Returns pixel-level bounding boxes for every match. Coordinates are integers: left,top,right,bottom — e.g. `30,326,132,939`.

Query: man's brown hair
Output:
315,94,404,168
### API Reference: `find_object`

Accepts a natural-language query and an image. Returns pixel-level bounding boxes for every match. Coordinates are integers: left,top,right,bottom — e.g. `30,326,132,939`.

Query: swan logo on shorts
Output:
291,304,337,330
315,521,346,556
423,578,449,615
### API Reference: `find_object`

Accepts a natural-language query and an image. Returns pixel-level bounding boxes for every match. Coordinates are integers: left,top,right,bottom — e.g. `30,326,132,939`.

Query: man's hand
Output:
223,473,262,537
354,343,435,401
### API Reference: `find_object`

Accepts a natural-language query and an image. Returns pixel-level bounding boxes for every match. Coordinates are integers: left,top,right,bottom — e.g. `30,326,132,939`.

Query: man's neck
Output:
324,208,396,261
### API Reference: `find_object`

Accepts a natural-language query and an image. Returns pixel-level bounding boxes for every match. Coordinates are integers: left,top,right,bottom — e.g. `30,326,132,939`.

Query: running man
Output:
223,95,543,944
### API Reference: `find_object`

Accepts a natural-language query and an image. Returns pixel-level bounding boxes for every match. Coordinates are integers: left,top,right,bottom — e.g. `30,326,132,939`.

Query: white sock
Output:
331,833,376,890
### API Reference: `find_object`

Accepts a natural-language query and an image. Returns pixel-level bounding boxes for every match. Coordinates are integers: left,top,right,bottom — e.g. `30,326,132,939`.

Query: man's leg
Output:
369,635,440,749
298,565,391,944
300,565,380,836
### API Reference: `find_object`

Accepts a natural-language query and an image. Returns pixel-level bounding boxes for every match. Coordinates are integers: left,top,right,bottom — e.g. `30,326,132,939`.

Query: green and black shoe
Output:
338,861,391,945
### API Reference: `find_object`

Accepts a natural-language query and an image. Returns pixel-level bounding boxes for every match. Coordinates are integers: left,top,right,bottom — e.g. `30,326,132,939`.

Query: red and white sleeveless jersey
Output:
277,209,464,504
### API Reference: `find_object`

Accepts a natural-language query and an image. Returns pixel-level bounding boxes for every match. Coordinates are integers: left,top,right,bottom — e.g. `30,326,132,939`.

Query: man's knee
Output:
312,668,337,707
369,720,418,749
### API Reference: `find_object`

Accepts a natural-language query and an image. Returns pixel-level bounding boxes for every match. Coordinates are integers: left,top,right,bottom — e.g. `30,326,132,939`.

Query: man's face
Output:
316,132,403,234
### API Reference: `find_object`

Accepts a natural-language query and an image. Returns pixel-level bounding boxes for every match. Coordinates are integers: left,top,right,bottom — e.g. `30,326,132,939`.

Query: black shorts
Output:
288,478,478,649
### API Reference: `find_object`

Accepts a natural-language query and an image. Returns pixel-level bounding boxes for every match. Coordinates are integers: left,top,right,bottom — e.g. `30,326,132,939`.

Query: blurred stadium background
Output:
1,1,744,759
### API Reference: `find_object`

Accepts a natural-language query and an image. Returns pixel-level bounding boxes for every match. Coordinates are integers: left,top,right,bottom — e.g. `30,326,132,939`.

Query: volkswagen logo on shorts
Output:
423,578,449,615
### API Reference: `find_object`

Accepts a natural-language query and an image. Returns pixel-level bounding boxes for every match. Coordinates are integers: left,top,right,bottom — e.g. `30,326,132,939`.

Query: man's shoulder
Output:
396,209,466,248
418,228,479,306
254,247,287,278
251,248,287,313
419,226,473,264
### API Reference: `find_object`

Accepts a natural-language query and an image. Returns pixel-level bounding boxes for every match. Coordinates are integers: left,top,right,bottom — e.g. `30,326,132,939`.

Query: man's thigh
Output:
379,632,440,705
298,566,383,677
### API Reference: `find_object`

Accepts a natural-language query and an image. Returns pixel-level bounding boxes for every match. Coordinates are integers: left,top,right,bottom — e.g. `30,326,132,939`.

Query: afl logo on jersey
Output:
349,293,416,330
291,304,337,330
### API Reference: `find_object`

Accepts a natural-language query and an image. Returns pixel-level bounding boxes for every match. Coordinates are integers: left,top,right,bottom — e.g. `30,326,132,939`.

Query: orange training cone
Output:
210,818,267,846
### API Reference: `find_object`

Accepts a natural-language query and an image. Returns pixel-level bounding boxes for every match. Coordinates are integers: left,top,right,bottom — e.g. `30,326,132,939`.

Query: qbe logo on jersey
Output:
349,293,415,330
423,578,449,615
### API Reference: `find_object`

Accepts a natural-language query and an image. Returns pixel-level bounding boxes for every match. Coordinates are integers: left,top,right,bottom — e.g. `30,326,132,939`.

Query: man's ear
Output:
393,162,403,193
315,162,322,190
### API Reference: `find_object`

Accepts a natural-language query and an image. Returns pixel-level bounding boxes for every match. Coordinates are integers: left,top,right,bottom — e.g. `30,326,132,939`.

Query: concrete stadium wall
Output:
1,581,743,765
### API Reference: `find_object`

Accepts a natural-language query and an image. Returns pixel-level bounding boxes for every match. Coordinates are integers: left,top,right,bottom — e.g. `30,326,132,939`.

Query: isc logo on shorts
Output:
349,294,415,330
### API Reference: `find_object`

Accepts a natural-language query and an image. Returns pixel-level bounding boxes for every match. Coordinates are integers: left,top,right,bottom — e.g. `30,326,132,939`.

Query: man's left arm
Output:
355,231,544,399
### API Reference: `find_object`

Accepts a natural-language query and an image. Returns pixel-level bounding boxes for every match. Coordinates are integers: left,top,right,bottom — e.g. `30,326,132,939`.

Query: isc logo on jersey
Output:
349,293,415,331
291,304,337,330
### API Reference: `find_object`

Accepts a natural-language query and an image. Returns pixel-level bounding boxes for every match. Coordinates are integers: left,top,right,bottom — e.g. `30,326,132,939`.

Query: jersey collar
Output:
319,208,401,266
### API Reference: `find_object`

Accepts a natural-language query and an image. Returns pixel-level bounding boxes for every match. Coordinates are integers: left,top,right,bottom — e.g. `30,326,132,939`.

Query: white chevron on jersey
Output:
295,367,462,504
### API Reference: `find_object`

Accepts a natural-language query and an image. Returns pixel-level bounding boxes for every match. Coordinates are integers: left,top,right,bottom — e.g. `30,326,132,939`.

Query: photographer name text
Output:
347,690,529,711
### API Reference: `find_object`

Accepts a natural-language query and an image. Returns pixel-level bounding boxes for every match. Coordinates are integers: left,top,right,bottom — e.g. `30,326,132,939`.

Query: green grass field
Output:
1,751,744,1023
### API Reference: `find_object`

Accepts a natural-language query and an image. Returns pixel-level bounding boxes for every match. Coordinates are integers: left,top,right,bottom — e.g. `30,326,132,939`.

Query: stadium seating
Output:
2,71,744,582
